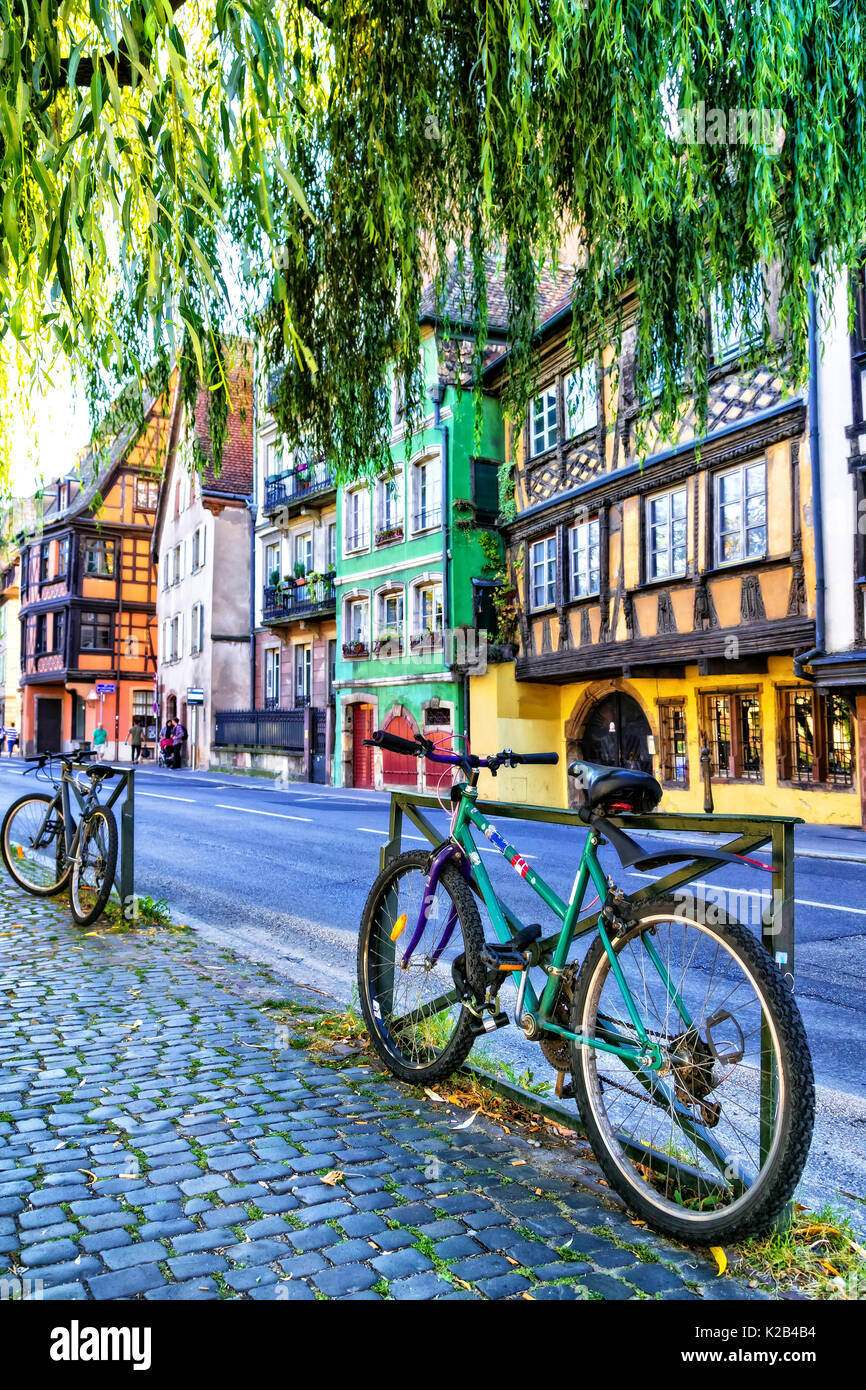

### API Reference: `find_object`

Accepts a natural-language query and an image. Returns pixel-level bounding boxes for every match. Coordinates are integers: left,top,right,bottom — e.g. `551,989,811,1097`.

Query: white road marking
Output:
358,828,387,835
139,792,196,803
626,870,866,915
215,804,312,822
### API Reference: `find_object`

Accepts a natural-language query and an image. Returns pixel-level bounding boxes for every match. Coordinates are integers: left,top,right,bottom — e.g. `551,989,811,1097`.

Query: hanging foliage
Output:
2,1,866,488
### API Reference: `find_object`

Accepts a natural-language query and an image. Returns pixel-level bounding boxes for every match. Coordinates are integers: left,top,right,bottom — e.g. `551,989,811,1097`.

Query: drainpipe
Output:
250,364,259,708
794,279,826,678
432,384,450,636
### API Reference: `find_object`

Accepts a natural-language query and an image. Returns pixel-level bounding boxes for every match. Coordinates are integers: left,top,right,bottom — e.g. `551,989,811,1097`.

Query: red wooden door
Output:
353,704,375,788
381,715,418,787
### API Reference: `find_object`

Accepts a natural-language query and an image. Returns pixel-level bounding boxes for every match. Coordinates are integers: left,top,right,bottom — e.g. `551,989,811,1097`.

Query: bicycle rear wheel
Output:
357,849,486,1084
69,807,118,926
1,792,70,895
570,899,814,1243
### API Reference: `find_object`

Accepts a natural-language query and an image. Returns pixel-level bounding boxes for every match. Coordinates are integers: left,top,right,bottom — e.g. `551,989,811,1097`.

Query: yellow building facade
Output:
472,282,862,826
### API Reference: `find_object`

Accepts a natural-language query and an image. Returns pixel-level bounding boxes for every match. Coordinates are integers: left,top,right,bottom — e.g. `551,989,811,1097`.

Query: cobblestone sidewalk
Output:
0,887,768,1302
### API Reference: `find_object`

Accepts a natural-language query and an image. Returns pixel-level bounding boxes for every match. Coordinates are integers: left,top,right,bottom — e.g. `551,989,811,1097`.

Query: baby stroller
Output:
158,736,173,768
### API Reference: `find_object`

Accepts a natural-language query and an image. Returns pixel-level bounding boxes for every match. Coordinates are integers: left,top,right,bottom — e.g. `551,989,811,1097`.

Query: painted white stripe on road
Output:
215,804,312,822
139,792,196,803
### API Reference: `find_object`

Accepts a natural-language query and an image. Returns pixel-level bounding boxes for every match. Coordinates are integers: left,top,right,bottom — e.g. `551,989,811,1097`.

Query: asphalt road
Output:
1,756,864,1227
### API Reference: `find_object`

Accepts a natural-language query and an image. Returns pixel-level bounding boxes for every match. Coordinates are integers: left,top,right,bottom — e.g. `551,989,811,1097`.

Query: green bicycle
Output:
356,730,814,1243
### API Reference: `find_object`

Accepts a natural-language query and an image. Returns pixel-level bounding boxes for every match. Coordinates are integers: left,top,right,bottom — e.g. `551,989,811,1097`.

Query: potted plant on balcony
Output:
372,626,402,656
375,522,404,547
268,568,281,588
342,638,369,658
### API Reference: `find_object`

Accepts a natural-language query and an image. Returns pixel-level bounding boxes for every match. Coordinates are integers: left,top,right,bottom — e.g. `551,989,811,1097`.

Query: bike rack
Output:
383,791,801,1210
64,761,135,912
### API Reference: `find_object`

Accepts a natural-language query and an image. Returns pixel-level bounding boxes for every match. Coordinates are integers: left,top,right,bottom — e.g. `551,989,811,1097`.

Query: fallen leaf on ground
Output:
506,1257,519,1266
522,1292,536,1300
511,1159,526,1167
452,1109,480,1131
79,1169,97,1184
709,1246,727,1277
424,1088,445,1103
321,1170,344,1187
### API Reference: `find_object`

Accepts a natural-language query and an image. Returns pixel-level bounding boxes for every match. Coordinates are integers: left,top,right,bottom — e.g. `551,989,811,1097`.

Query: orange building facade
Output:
18,393,172,760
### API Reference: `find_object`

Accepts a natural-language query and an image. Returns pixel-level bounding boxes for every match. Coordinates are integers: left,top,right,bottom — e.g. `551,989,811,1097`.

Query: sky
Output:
6,366,93,501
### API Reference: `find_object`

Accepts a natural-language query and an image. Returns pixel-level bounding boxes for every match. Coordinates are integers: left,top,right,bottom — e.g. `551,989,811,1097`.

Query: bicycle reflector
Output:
390,913,408,942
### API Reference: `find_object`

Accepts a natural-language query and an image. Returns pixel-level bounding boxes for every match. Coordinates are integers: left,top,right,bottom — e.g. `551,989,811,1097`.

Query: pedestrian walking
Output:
5,723,18,757
126,723,143,764
92,722,108,760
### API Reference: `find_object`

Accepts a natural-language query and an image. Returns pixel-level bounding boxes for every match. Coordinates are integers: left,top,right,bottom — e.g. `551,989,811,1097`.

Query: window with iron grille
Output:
702,691,763,781
779,688,855,788
658,700,689,786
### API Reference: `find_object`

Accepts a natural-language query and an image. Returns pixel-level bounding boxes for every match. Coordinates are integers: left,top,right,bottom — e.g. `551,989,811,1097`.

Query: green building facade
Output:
334,325,505,789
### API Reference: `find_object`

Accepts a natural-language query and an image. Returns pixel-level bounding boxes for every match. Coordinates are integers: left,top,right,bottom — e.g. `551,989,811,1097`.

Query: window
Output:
375,474,403,540
647,486,688,580
174,480,181,519
171,543,183,584
39,542,50,581
0,653,5,686
703,692,763,781
191,526,206,571
412,457,441,532
265,541,281,586
530,536,557,609
54,610,65,656
57,536,70,577
326,523,336,572
568,518,600,598
412,582,443,644
80,610,112,651
264,647,281,708
294,532,312,577
658,701,689,786
716,462,766,565
530,387,558,457
135,478,159,510
190,602,204,656
265,439,284,478
162,552,170,589
376,589,404,650
780,689,854,788
345,489,369,552
344,596,369,653
132,689,155,739
711,272,763,363
294,643,312,705
0,604,5,639
169,614,182,661
564,364,598,439
34,613,47,654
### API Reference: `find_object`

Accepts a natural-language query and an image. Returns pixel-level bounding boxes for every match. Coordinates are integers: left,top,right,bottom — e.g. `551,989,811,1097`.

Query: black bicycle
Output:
1,752,119,926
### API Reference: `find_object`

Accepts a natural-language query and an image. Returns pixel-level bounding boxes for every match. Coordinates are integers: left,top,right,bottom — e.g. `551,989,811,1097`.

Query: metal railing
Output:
262,575,337,622
214,708,305,751
264,464,335,513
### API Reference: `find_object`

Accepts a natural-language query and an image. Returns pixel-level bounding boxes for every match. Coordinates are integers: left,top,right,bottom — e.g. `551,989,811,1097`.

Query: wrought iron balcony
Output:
262,574,337,623
264,463,336,514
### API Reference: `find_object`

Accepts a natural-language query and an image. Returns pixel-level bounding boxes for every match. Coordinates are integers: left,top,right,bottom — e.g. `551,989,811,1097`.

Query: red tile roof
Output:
193,352,254,496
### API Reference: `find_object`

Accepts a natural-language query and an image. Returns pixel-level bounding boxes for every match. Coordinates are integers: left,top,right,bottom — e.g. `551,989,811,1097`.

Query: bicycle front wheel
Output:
357,849,486,1084
1,792,70,895
570,900,814,1243
69,807,118,926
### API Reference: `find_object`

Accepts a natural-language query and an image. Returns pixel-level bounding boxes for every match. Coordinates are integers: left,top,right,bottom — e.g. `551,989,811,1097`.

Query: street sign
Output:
187,688,205,705
95,682,116,695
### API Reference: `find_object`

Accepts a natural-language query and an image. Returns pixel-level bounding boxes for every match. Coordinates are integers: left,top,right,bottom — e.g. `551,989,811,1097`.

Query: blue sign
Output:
95,682,116,695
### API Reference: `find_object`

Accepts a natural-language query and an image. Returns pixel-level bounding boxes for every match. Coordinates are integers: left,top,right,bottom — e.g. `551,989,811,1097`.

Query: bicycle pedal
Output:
480,942,529,971
468,1010,510,1037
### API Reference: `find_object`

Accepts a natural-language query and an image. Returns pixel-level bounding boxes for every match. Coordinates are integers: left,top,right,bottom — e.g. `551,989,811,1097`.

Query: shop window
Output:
779,689,854,788
702,691,763,781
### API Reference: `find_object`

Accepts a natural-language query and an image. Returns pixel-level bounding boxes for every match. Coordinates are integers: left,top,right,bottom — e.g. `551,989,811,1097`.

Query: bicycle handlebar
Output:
362,729,558,771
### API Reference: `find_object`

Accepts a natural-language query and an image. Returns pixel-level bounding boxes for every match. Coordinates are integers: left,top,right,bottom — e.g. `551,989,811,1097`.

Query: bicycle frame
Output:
407,782,683,1071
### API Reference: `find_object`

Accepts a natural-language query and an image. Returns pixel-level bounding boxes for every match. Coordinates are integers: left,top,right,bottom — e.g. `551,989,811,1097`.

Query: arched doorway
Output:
381,713,419,788
576,691,653,773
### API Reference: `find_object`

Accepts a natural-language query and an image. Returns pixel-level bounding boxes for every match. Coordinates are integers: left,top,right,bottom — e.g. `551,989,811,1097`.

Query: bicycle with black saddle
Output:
355,728,814,1243
1,751,119,926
